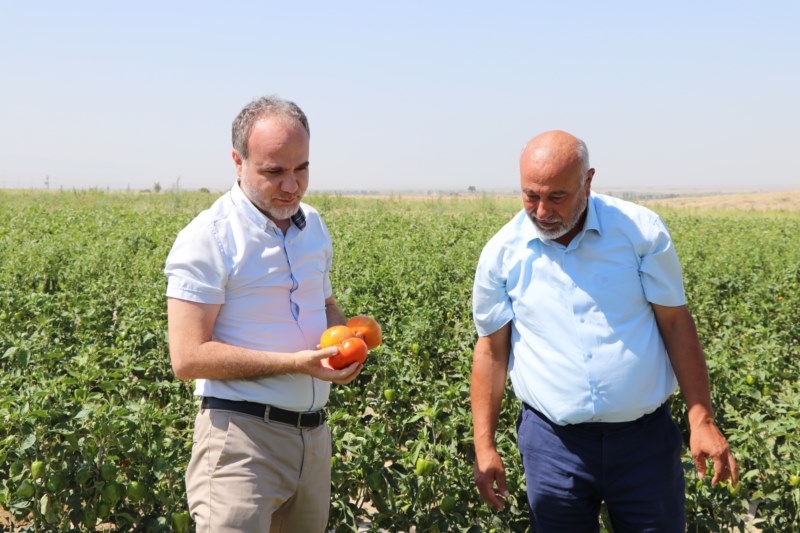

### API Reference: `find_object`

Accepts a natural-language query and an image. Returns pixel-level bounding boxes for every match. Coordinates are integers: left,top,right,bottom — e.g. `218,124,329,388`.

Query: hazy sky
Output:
1,1,798,192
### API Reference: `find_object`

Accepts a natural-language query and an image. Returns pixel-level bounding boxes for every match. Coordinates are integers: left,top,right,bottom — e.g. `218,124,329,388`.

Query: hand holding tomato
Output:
293,347,361,384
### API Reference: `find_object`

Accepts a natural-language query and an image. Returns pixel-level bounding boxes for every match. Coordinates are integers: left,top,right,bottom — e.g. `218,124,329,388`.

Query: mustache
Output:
528,212,562,224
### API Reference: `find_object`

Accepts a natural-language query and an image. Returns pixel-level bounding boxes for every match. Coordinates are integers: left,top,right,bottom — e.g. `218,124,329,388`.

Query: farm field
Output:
1,189,799,532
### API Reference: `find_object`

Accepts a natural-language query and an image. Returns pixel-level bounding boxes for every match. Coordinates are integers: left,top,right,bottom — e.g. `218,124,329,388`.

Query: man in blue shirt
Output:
471,130,738,531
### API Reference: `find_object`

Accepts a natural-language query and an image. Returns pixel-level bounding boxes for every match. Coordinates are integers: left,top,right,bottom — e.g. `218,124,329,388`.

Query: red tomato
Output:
327,337,368,369
347,316,382,349
320,325,355,348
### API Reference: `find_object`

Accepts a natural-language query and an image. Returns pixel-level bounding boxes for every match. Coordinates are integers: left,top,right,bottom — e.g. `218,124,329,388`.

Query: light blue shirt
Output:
165,182,333,411
473,193,685,425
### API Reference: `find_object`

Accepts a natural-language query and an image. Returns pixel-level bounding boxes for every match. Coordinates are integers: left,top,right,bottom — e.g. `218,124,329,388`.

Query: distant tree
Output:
153,182,162,193
468,185,477,193
199,187,210,194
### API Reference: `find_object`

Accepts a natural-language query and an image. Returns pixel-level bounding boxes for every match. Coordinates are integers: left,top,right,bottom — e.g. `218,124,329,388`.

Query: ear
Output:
232,149,244,176
585,168,595,192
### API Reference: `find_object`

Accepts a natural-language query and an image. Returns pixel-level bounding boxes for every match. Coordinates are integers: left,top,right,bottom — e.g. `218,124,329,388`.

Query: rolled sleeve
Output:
164,223,228,304
639,217,686,307
472,248,514,337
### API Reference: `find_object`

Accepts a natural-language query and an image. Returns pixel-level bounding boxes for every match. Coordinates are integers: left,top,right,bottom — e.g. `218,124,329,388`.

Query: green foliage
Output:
0,190,798,531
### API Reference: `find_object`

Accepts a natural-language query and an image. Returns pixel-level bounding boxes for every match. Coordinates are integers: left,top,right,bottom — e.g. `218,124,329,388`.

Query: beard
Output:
239,180,302,222
528,193,587,240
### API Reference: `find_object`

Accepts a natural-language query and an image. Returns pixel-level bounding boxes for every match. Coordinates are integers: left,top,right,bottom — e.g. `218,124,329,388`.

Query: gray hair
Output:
575,138,590,184
232,96,309,160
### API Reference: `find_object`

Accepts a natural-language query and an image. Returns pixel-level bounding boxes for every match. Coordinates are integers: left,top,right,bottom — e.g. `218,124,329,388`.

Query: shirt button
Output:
585,353,592,361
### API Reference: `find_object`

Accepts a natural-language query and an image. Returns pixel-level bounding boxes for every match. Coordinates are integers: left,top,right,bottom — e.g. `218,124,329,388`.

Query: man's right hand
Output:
473,447,510,511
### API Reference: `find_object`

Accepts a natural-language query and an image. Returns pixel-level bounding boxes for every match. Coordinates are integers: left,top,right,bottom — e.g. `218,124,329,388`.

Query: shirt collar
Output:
230,181,306,231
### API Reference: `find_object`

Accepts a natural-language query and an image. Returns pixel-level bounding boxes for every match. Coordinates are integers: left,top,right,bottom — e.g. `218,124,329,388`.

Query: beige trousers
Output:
186,407,332,532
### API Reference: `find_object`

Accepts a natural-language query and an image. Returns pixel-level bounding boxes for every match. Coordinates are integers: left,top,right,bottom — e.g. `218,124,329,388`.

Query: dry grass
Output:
640,189,800,212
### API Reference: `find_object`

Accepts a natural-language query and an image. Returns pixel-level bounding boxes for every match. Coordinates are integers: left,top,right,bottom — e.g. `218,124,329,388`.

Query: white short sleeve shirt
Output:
165,182,333,411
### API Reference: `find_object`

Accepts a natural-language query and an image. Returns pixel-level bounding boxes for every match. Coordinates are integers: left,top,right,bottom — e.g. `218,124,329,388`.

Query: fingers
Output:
314,346,339,360
473,461,509,511
695,449,739,486
727,455,740,486
331,362,362,384
710,454,725,485
693,452,708,480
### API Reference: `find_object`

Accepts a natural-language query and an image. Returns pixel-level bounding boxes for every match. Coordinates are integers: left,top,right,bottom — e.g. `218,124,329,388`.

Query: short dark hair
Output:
232,96,309,160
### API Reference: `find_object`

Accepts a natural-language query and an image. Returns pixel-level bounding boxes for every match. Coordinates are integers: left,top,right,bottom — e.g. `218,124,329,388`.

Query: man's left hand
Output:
690,418,739,486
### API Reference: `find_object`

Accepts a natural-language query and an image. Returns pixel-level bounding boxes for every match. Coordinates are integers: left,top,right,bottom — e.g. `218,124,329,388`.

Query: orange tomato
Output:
320,325,355,348
347,316,382,349
327,337,368,369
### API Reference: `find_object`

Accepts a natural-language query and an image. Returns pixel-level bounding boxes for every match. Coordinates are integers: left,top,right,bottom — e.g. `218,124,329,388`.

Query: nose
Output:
536,199,551,220
281,174,299,194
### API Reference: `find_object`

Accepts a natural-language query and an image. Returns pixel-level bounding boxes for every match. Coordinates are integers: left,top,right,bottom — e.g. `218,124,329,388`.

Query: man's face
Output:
520,159,593,242
232,117,310,224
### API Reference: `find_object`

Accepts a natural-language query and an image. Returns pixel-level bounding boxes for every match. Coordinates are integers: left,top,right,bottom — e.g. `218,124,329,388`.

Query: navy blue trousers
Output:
517,403,686,533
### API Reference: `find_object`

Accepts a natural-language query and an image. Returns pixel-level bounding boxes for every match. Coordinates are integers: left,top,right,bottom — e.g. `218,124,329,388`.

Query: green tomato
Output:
75,465,93,485
101,482,123,505
410,343,420,355
790,474,800,487
46,472,65,492
31,460,46,480
96,502,111,519
15,479,36,499
745,375,755,386
172,510,191,533
383,389,396,402
126,480,147,502
99,463,117,482
440,494,457,512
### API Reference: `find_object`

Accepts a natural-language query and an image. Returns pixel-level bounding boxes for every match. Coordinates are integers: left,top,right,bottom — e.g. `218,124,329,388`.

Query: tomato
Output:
99,463,117,481
415,458,436,477
383,389,396,402
101,482,123,504
327,337,368,369
745,375,755,386
440,494,457,513
790,474,800,487
96,502,111,519
319,325,355,348
172,510,191,533
127,480,147,501
31,460,46,480
346,316,382,349
410,343,420,355
46,472,65,492
15,479,35,499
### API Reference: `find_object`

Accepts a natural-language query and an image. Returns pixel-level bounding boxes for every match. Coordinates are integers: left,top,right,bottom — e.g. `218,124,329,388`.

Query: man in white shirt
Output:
470,130,738,531
165,96,362,532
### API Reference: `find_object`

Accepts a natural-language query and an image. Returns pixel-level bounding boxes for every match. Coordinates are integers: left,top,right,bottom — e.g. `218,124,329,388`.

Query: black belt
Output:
201,397,327,428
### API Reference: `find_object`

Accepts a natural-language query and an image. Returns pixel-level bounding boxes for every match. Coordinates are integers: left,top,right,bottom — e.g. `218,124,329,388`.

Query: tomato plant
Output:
0,190,798,531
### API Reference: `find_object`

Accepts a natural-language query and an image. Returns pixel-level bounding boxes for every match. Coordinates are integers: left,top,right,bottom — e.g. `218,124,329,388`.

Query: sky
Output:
1,1,798,193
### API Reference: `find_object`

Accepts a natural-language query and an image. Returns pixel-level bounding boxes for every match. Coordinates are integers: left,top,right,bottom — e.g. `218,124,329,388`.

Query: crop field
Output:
1,189,799,532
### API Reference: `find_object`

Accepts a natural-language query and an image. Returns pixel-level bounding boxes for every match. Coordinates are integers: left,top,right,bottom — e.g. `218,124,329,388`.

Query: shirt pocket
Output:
591,266,646,315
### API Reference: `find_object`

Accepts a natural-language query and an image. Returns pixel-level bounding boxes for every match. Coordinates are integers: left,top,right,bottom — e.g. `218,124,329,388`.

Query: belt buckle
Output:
264,405,271,423
296,412,304,429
